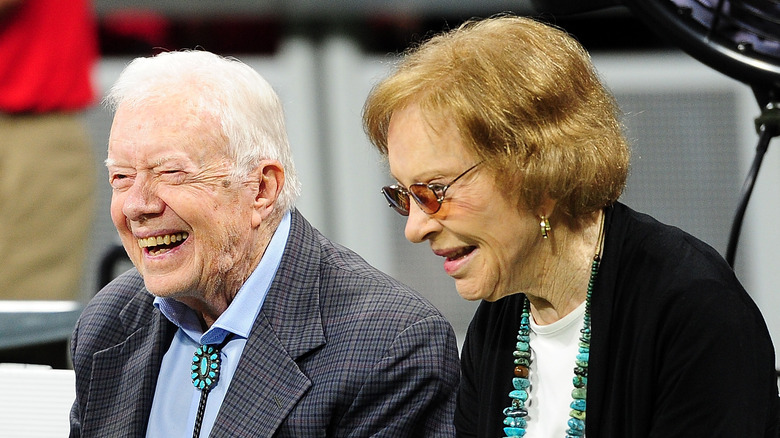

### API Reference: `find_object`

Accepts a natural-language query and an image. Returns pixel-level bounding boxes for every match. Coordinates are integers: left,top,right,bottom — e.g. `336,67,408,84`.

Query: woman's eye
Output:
428,183,447,195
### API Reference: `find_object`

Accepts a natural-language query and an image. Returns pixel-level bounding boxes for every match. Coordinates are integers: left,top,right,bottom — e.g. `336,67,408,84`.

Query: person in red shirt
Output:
0,0,97,322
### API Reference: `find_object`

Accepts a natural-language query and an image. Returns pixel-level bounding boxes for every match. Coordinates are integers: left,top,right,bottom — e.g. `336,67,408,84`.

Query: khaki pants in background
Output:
0,112,95,301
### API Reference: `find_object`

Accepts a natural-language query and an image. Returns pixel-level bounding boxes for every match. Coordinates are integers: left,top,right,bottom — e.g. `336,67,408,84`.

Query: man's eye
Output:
109,174,132,190
160,170,187,183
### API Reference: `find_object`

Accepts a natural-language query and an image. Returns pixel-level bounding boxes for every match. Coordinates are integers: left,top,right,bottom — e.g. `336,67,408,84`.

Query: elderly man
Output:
69,50,459,437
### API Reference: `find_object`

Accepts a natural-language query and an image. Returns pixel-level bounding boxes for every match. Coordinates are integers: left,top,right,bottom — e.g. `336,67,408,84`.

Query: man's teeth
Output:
137,232,189,248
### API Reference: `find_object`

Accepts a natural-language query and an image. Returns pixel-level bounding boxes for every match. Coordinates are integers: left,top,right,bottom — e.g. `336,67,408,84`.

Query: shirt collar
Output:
154,211,292,345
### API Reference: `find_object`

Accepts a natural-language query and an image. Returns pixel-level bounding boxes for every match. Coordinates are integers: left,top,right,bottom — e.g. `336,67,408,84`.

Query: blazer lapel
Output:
82,311,176,437
211,313,314,436
212,210,326,436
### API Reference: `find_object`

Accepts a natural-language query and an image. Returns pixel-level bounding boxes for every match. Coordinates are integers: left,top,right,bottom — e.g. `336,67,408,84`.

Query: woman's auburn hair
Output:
363,15,630,219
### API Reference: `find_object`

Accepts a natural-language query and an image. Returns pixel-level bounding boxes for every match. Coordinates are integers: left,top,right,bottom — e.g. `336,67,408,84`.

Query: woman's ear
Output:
250,160,285,228
537,195,558,221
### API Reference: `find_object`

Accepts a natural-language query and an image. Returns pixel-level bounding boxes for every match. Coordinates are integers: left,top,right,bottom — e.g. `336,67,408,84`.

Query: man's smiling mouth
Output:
138,232,189,255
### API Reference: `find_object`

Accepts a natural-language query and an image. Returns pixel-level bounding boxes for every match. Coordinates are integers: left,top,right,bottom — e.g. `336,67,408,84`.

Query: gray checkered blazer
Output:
69,210,460,437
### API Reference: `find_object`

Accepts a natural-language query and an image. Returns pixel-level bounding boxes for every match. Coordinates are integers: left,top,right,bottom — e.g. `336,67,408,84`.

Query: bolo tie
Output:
190,334,233,438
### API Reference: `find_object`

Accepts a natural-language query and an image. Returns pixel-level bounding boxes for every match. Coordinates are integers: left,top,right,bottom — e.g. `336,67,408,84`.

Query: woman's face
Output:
386,104,544,302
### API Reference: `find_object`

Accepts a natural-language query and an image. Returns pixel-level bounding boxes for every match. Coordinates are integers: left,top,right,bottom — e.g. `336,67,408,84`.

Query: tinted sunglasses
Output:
381,162,482,216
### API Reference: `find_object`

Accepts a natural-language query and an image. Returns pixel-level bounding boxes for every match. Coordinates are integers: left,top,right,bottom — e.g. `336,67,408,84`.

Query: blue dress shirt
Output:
145,212,291,437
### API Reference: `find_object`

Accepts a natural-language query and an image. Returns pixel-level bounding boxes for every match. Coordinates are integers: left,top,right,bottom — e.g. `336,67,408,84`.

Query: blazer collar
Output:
212,209,326,435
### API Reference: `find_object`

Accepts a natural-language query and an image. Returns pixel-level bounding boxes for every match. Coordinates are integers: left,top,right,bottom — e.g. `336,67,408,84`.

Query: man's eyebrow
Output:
153,156,194,168
105,156,185,168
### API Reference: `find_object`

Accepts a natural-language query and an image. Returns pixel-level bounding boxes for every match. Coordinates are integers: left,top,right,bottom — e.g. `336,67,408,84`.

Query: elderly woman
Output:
363,15,778,438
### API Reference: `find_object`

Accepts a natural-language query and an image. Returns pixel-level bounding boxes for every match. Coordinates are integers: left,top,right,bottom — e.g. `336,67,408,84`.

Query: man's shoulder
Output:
79,269,154,332
100,267,146,293
280,211,450,328
317,236,447,324
289,212,431,307
93,268,149,306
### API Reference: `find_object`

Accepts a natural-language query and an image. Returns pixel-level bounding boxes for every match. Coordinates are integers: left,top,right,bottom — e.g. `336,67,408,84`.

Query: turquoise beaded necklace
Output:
501,213,604,438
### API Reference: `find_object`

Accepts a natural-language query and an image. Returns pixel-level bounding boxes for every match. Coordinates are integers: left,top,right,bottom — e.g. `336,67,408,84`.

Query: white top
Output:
524,300,586,437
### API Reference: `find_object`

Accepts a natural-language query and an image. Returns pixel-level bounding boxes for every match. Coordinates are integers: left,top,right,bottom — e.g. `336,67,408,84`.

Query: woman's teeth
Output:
447,246,475,260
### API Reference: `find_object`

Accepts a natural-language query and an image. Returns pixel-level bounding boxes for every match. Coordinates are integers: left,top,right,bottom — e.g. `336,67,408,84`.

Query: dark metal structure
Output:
533,0,780,267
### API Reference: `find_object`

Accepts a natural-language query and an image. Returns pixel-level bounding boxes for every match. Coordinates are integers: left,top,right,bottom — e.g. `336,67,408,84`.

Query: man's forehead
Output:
105,149,196,168
107,99,229,169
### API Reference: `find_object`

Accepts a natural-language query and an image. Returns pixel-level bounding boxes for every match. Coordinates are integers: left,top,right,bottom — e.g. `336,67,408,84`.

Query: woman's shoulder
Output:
605,203,760,320
609,203,731,278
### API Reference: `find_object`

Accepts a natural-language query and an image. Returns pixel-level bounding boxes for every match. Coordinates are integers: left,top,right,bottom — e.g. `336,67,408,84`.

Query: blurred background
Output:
3,0,780,368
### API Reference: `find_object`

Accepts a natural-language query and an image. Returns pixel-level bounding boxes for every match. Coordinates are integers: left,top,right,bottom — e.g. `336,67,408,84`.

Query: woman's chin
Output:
455,282,490,302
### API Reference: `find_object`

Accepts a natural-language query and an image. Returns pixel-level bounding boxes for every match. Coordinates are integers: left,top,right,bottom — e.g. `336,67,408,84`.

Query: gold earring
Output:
540,216,551,239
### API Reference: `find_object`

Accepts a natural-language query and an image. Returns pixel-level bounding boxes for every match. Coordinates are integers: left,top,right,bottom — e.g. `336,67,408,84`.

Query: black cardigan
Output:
455,202,779,437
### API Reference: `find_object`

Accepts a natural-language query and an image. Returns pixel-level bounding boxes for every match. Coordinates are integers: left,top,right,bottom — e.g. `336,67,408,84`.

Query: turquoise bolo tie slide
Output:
191,344,222,391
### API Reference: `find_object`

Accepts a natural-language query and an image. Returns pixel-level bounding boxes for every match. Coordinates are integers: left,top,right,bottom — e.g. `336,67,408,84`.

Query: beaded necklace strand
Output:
501,213,605,438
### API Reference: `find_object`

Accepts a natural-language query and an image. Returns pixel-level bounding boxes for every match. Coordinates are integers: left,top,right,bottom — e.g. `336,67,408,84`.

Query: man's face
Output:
106,98,259,306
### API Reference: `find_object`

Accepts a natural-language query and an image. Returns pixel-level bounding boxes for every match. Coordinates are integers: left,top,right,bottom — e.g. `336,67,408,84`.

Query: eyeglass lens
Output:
409,185,442,213
381,184,443,216
381,162,481,217
381,186,411,216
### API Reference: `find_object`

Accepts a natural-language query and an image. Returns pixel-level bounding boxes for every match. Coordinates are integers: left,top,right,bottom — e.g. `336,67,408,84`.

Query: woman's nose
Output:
404,201,440,243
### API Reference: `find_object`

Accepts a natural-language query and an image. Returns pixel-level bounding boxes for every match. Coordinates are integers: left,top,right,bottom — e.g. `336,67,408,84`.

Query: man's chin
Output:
142,279,185,299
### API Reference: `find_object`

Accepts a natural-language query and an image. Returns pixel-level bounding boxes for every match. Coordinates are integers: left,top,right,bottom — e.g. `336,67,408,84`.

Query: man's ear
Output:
250,160,285,228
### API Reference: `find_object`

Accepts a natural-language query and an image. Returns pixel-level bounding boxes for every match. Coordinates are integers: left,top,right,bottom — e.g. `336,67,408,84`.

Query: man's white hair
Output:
105,49,301,212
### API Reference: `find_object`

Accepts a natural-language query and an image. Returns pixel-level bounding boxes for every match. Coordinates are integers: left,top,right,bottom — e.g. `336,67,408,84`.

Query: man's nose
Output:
122,174,164,221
